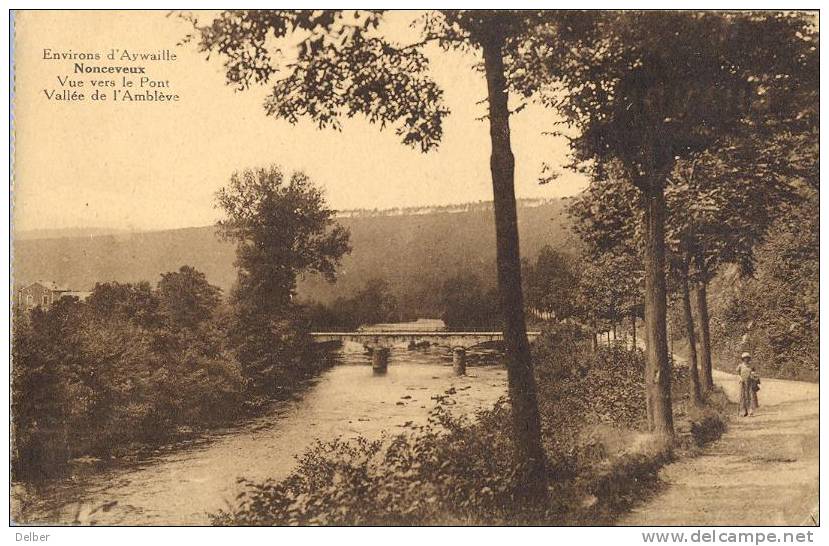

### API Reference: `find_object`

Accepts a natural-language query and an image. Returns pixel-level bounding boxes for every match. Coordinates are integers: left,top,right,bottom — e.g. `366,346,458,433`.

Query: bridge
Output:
309,330,542,375
310,330,541,350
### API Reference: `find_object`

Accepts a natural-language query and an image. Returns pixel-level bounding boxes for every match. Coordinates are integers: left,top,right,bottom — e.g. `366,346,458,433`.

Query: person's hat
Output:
741,352,751,359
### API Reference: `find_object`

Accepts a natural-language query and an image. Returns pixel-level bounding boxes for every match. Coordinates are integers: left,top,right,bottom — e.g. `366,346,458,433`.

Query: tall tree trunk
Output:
612,323,617,340
631,313,637,350
482,35,547,501
641,183,674,438
695,277,714,390
681,256,703,405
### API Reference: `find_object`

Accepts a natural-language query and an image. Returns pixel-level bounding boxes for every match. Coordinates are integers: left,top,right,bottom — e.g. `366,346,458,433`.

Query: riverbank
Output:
12,347,508,525
210,341,729,525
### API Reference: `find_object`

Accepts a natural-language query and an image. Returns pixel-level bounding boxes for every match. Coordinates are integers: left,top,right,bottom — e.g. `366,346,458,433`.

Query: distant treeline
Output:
335,198,555,218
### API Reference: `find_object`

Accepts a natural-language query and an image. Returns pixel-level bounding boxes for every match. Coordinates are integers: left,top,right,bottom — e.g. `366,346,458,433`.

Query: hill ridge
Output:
13,199,576,315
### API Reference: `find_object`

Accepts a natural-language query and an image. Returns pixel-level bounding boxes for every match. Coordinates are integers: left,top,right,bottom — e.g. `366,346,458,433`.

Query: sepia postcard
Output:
7,7,820,538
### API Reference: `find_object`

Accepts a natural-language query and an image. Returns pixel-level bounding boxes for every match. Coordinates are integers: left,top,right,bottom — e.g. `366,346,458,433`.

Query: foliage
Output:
301,300,357,332
687,406,727,448
543,12,816,184
216,166,351,314
215,165,351,393
226,306,318,396
532,322,700,454
523,246,578,320
211,399,558,525
566,178,645,332
85,281,162,329
708,189,819,380
210,389,672,526
554,11,816,290
440,273,501,330
302,277,402,331
576,251,643,329
304,271,501,332
547,11,816,435
534,331,648,455
157,265,223,330
346,278,401,326
11,267,245,481
567,173,640,259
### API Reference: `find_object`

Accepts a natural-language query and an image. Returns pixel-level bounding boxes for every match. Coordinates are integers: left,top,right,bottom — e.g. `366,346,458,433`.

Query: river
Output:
12,342,508,525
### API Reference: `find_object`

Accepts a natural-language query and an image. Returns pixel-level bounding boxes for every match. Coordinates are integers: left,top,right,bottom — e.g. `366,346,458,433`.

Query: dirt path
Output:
620,369,819,526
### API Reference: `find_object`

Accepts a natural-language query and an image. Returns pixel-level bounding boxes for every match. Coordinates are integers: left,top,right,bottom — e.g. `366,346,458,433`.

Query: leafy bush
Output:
210,384,683,526
533,324,649,458
680,388,728,449
12,296,248,482
211,399,565,525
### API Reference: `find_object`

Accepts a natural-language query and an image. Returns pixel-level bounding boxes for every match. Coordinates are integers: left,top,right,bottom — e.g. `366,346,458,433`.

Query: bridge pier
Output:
452,347,466,376
372,347,390,375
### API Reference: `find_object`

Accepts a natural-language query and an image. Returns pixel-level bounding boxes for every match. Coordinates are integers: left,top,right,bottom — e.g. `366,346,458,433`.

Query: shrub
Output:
679,388,728,449
533,323,648,459
211,397,579,526
211,390,679,526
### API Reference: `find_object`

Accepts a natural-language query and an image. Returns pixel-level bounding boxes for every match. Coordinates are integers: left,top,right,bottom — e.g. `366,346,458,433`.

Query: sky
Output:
12,10,588,232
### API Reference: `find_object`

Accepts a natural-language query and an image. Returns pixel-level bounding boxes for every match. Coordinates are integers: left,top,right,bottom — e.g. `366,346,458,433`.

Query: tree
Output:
303,278,404,331
568,177,644,350
217,166,351,313
157,265,223,331
708,186,818,381
86,281,162,329
302,299,358,332
523,246,577,321
188,9,582,499
569,130,814,406
664,117,816,391
349,277,400,327
216,166,351,392
11,304,77,479
441,273,500,330
545,12,816,438
675,253,703,404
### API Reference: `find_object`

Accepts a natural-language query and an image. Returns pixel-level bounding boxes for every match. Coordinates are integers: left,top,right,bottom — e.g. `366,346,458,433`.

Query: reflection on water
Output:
12,342,508,525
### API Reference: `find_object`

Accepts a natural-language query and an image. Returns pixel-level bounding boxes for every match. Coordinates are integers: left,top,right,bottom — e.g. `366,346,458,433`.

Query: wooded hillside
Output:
14,199,575,316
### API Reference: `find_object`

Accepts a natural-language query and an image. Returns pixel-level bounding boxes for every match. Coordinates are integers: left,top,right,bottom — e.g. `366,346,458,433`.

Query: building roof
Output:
22,280,70,292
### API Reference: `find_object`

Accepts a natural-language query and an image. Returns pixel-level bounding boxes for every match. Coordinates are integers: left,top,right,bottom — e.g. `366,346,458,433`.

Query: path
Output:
620,369,819,526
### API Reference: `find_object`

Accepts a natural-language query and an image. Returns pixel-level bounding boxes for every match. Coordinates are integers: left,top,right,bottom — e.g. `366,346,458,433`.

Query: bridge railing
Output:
309,331,541,339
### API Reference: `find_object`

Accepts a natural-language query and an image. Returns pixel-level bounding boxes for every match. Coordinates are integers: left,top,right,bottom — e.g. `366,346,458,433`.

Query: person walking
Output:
736,352,757,416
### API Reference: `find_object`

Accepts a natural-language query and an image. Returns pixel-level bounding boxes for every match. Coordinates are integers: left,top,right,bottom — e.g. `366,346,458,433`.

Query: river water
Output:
12,342,508,525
